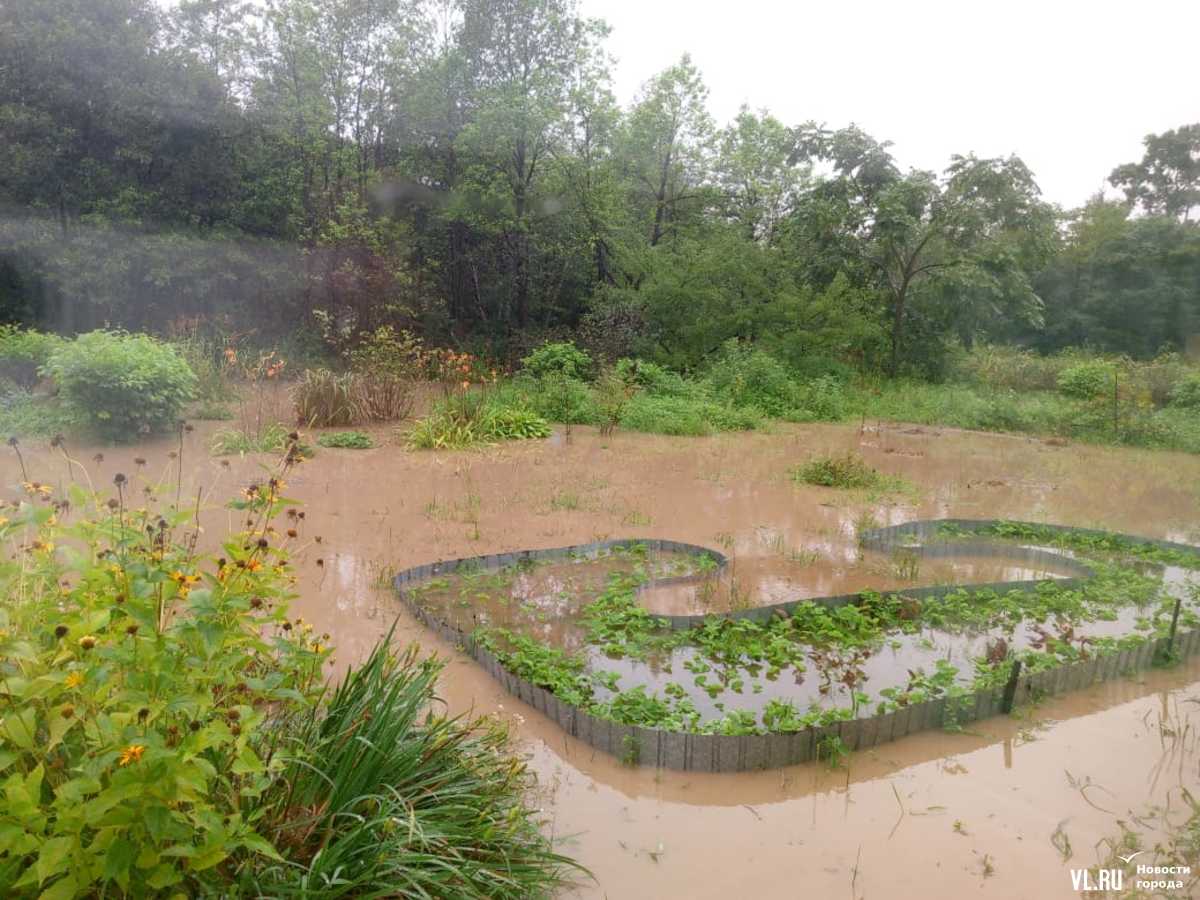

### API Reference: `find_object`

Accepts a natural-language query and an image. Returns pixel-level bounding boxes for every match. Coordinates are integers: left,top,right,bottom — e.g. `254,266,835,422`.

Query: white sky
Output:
581,0,1200,209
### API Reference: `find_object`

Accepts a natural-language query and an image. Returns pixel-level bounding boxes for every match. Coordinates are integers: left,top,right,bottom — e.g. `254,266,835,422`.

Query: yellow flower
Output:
245,559,263,572
0,516,9,527
118,744,145,766
65,672,84,689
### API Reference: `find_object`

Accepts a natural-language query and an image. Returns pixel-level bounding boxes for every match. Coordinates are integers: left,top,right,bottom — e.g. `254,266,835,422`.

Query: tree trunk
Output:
888,283,908,378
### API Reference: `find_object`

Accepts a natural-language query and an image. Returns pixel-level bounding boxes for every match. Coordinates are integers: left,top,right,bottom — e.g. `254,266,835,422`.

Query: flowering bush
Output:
0,438,325,896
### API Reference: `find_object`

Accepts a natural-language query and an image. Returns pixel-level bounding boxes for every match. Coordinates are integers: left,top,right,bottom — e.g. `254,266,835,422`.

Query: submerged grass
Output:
791,451,910,493
254,637,583,898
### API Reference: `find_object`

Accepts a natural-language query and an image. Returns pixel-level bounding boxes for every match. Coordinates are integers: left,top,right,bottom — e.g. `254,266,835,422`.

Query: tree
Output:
1110,124,1200,222
618,56,713,249
714,107,806,242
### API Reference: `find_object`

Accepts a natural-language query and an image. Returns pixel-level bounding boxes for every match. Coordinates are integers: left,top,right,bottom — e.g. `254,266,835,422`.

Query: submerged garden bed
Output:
396,521,1200,771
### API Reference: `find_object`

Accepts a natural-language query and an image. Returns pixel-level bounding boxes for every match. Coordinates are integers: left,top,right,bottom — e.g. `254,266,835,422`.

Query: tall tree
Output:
1110,124,1200,222
619,56,713,248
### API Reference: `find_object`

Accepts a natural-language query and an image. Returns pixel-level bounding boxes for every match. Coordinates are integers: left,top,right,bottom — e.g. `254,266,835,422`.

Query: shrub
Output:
594,366,640,436
294,368,415,429
0,326,64,388
952,345,1068,392
614,358,701,399
787,375,847,422
317,430,374,449
42,331,196,441
1057,360,1117,399
0,444,323,897
521,341,593,381
704,341,801,417
619,394,710,436
0,390,76,438
526,372,598,425
1169,373,1200,409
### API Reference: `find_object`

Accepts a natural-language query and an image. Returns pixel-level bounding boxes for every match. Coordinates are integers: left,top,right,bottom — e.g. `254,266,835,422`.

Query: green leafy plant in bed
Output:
316,429,374,449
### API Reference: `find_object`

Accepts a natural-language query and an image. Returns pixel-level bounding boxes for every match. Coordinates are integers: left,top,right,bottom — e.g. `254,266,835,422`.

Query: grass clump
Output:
253,639,582,898
316,429,373,449
0,389,76,438
212,424,313,457
408,391,551,449
792,451,900,490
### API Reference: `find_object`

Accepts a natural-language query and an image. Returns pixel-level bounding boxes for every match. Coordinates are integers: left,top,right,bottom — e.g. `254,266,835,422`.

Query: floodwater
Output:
5,418,1200,898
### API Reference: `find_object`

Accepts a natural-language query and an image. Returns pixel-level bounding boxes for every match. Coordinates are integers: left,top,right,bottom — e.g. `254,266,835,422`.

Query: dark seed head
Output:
54,625,68,638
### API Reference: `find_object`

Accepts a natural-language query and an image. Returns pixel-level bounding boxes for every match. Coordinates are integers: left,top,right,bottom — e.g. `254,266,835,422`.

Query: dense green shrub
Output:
618,394,759,436
704,341,801,417
42,331,196,440
0,445,323,896
787,375,848,422
521,341,593,381
1056,360,1117,399
952,345,1070,392
525,372,598,424
1169,373,1200,409
0,390,76,437
619,394,711,435
0,326,64,388
614,358,702,399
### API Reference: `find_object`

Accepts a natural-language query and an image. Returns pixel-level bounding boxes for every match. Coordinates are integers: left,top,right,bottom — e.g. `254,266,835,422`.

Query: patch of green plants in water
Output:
408,391,552,449
456,532,1198,738
211,423,315,457
791,451,911,493
944,520,1200,570
316,429,374,449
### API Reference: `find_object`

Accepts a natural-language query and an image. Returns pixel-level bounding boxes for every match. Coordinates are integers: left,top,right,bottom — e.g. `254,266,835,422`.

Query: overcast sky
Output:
580,0,1199,209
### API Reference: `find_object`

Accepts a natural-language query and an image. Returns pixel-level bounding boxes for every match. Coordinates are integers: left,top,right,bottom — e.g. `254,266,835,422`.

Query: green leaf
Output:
231,745,263,775
188,844,227,872
103,838,135,891
35,835,73,885
3,707,38,750
146,864,182,889
37,874,78,900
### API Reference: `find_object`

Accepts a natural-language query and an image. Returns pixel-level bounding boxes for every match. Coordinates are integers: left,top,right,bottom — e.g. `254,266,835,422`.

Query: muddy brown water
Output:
5,419,1200,899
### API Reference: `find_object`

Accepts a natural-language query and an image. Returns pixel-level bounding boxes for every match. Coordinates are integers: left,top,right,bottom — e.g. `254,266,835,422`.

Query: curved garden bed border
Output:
392,522,1200,772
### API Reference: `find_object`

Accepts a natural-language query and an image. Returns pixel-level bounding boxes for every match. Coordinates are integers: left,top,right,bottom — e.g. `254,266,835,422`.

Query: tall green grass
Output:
253,638,582,897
